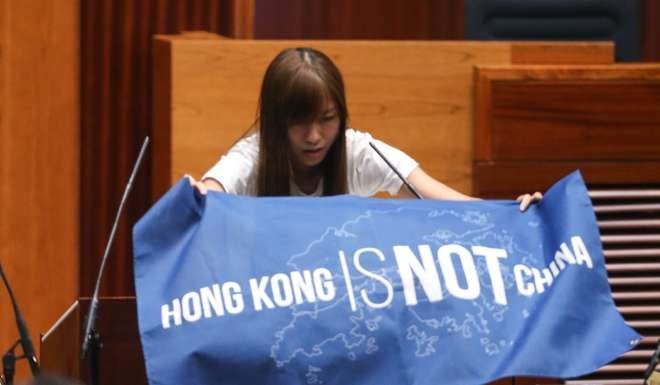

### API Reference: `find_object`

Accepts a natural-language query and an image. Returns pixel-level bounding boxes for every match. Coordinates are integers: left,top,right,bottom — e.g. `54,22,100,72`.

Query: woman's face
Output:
287,98,340,172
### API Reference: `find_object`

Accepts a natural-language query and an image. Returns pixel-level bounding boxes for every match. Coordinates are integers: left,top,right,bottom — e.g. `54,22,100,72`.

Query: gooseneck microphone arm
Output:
80,137,150,366
368,141,423,199
0,261,40,382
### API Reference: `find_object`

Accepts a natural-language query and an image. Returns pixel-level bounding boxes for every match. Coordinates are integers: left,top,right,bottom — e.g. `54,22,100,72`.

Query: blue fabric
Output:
133,171,640,385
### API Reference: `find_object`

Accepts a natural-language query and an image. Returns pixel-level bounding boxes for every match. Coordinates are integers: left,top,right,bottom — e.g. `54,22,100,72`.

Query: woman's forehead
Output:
321,98,336,112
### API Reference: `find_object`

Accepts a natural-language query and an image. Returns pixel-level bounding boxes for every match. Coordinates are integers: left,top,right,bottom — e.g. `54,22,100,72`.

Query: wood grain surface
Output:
152,39,614,204
0,0,79,380
475,64,660,164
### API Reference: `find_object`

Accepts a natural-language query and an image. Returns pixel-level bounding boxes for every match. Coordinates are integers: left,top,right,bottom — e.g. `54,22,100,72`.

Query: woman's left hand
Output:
516,192,543,212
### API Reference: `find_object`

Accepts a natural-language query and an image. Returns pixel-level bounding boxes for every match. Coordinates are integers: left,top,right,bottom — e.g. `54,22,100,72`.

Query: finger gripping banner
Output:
133,171,640,385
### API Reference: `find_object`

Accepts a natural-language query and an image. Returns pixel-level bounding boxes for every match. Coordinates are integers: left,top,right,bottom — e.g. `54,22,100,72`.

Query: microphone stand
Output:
80,137,150,385
368,141,423,199
0,262,40,384
645,339,660,384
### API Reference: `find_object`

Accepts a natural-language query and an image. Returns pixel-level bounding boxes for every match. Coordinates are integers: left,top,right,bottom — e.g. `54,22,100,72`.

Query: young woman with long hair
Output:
188,47,542,210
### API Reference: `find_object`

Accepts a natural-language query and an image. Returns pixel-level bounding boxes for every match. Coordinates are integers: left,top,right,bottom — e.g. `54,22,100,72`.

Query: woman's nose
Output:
305,122,322,143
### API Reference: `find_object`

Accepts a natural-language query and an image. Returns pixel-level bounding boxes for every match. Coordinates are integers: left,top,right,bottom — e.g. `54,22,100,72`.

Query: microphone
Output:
81,136,150,360
0,261,40,379
2,350,15,385
368,141,423,199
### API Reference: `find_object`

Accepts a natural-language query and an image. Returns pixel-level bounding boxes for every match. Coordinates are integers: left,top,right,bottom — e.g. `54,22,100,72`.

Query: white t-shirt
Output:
202,128,418,197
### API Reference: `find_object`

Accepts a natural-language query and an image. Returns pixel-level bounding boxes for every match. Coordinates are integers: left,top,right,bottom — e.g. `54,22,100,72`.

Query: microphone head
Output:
2,350,15,384
0,262,40,376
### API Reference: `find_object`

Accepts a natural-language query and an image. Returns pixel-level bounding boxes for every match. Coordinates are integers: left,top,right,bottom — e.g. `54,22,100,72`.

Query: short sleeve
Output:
202,134,259,196
346,129,419,196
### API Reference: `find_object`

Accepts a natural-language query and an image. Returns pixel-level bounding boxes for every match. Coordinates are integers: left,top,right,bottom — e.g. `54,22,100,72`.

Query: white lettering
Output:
181,292,202,322
438,244,480,300
571,236,593,269
472,246,508,305
555,243,576,270
532,268,553,294
393,244,443,306
290,270,317,304
200,284,225,318
271,273,294,307
249,277,275,311
161,299,182,329
514,264,534,297
354,247,394,309
313,268,336,301
223,281,244,314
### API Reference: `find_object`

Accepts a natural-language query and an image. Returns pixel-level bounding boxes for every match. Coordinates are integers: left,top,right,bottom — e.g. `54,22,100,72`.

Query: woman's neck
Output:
292,166,322,195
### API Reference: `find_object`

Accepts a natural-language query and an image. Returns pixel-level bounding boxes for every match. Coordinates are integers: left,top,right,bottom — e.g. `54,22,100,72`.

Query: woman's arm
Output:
186,175,225,194
190,132,258,195
398,167,542,211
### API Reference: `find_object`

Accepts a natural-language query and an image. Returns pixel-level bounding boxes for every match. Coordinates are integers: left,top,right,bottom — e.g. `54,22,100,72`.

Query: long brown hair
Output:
256,47,348,196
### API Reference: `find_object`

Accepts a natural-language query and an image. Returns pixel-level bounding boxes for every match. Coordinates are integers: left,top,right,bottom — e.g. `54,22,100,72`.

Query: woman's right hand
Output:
185,175,224,195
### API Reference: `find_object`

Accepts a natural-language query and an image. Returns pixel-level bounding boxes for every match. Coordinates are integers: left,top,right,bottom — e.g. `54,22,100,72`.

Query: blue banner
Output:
133,171,640,385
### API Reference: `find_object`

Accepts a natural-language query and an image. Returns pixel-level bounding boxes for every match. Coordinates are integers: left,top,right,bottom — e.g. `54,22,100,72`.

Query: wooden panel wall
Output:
253,0,660,61
253,0,464,39
79,0,253,297
151,40,611,204
474,65,660,198
642,0,660,61
0,0,79,379
152,40,516,200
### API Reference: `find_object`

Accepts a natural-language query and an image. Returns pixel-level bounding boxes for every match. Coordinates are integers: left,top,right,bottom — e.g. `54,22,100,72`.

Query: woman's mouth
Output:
302,147,325,161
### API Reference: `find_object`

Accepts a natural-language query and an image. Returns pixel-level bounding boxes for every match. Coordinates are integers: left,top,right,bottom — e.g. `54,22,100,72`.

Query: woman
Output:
188,47,542,210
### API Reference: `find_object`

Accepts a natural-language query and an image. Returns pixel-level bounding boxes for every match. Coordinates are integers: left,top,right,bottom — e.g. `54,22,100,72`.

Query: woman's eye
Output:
322,115,336,121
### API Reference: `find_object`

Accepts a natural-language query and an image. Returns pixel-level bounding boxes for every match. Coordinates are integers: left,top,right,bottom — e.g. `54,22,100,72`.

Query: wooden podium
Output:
39,297,147,385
